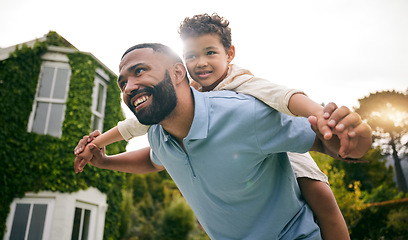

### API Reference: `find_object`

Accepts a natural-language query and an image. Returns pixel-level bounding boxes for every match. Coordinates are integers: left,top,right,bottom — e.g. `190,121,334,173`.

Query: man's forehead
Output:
119,48,171,71
120,48,154,67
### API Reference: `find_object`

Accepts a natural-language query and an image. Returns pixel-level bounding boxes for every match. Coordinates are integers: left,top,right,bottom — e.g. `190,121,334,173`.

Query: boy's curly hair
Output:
178,13,232,53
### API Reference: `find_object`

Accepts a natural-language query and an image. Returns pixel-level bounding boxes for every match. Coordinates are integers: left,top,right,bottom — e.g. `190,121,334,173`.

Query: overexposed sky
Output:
1,0,407,149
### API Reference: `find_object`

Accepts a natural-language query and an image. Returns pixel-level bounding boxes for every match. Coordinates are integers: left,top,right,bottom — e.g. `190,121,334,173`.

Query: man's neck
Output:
160,88,195,144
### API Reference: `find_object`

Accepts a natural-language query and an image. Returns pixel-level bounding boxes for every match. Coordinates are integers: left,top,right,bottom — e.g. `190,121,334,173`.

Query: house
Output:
0,32,127,240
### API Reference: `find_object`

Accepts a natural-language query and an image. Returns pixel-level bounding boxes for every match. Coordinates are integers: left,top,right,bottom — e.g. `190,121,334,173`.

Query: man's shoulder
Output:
201,90,275,113
201,89,257,102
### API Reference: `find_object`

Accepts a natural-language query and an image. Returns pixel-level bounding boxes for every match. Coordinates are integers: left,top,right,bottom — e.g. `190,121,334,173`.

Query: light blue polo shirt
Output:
148,88,321,240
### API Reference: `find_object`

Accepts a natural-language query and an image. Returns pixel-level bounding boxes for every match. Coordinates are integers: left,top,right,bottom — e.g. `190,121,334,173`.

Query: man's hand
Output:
309,103,372,161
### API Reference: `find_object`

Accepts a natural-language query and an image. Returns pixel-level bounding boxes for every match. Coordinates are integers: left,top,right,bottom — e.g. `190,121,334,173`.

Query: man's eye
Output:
135,68,145,75
119,81,127,91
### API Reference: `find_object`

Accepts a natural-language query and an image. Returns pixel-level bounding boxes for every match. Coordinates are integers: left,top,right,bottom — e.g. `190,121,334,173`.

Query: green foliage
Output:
387,208,408,236
45,31,76,49
362,183,405,204
119,173,205,240
331,148,395,192
350,200,408,239
312,147,408,238
0,33,126,239
119,190,136,238
0,41,48,237
161,195,195,240
120,173,169,239
132,174,149,203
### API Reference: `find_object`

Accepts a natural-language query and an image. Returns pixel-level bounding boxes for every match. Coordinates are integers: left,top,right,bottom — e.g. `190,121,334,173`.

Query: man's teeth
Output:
134,95,149,106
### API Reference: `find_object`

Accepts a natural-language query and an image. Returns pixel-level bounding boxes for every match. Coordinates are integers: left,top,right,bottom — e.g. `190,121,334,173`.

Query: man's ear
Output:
227,45,235,63
172,62,188,85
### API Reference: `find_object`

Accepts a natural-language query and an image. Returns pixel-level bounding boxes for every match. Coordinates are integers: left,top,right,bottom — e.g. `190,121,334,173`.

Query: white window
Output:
5,198,54,240
91,70,108,132
28,61,71,137
71,202,97,240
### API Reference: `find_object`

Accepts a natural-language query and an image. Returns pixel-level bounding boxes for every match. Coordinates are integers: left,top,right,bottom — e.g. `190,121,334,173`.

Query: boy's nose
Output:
197,57,208,68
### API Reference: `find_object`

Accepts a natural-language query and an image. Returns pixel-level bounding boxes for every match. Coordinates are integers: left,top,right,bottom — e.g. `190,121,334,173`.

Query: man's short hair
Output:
121,43,183,64
178,13,232,53
121,43,188,82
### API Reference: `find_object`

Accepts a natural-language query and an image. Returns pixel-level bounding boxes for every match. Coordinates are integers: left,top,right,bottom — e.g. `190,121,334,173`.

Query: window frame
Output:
71,201,97,240
27,61,71,138
4,197,55,240
91,69,109,132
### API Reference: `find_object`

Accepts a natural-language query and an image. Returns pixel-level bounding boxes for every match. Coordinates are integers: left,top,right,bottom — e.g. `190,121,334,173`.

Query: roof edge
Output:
0,32,117,77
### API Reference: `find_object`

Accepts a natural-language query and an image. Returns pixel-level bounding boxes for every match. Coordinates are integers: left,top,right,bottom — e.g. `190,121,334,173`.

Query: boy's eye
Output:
185,54,196,60
207,51,216,56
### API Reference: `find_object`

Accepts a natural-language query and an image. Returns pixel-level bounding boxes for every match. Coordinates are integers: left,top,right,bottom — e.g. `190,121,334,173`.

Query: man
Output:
74,43,372,239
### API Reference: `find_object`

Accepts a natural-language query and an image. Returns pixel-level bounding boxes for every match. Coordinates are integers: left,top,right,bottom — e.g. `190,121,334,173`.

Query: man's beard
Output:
127,70,177,125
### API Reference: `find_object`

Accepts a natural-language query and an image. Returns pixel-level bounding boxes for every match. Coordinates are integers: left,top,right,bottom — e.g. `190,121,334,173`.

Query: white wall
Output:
4,187,107,240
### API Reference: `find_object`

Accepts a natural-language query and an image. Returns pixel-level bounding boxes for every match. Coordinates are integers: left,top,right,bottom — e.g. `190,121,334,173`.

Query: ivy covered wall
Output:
0,32,127,239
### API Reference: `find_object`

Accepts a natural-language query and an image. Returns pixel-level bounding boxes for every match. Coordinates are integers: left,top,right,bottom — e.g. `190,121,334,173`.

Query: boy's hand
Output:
309,103,372,160
313,108,333,140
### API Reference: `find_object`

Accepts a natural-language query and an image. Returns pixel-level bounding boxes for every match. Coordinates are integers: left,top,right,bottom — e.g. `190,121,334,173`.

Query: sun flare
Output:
373,107,408,127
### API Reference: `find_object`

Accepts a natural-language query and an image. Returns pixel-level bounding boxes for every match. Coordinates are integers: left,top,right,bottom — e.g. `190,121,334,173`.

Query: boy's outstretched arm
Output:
288,93,333,140
74,127,124,155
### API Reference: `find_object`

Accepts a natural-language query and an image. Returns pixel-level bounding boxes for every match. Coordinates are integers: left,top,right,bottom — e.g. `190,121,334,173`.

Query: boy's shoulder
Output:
213,64,257,91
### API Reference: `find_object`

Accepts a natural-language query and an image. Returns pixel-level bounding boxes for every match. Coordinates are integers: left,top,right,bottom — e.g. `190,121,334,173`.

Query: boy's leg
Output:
297,177,350,240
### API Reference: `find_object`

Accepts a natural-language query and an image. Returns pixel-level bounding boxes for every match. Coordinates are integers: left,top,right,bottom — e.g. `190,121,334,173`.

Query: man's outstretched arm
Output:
74,131,164,174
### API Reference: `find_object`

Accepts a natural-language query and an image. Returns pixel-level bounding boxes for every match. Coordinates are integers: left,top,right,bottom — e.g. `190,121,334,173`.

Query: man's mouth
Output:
133,94,151,108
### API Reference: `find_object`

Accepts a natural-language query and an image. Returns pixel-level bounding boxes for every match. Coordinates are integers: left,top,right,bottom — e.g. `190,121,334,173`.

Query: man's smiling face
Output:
118,48,177,125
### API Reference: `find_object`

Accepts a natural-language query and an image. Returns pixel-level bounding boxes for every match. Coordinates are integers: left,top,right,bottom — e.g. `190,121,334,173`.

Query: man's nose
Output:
124,77,140,95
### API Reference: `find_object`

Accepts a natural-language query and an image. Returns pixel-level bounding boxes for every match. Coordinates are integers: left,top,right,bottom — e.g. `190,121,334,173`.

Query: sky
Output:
1,0,407,149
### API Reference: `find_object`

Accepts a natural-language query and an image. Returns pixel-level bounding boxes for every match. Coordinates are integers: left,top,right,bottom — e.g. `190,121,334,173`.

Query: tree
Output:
331,148,395,193
160,195,195,240
355,90,408,193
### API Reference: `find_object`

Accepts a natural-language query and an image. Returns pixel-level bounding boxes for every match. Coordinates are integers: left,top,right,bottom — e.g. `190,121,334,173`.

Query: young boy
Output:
75,13,351,239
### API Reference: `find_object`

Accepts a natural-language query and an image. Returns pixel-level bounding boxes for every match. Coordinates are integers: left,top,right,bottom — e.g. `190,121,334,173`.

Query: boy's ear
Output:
172,63,188,85
227,45,235,63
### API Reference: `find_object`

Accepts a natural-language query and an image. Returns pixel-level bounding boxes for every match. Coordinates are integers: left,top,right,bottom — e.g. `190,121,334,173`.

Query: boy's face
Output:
183,34,235,91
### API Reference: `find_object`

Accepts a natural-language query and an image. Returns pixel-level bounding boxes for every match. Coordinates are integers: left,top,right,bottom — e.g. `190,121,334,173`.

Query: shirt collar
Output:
158,87,208,142
185,87,209,140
